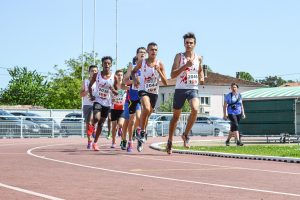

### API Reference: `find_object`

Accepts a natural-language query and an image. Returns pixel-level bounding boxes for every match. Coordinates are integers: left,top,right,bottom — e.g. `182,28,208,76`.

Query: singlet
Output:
111,89,127,110
82,79,96,106
95,72,114,107
138,59,160,94
128,67,141,101
175,53,200,90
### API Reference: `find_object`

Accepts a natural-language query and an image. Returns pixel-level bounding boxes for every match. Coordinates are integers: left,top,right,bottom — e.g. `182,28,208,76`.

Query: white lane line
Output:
27,144,300,197
0,182,64,200
122,154,300,176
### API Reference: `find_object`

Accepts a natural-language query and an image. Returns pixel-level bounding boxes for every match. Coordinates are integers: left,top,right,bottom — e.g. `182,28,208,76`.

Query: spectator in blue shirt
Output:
223,83,246,146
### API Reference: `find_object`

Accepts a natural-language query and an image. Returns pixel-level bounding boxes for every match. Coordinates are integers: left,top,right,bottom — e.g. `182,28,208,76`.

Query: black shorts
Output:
93,102,111,118
111,109,125,121
173,89,198,109
138,90,158,109
228,114,241,132
128,100,141,114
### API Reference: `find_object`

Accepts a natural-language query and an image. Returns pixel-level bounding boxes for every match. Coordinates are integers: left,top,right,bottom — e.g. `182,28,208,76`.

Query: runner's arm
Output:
157,62,168,86
80,81,87,97
88,73,97,100
131,60,142,86
170,53,190,79
198,56,205,85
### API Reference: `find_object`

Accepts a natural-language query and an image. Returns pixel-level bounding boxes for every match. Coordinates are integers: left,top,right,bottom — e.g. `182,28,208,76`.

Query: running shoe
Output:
137,140,143,152
127,141,133,152
106,132,112,140
181,134,190,149
225,140,230,146
92,143,100,151
166,140,172,155
120,140,127,150
140,130,146,143
87,141,92,149
111,143,116,148
237,140,244,146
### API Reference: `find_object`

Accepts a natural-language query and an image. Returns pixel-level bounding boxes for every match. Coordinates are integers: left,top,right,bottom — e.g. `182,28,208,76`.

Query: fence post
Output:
20,117,23,138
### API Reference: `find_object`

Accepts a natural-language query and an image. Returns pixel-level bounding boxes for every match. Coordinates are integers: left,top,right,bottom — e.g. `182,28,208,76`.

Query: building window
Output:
161,93,165,103
200,97,210,105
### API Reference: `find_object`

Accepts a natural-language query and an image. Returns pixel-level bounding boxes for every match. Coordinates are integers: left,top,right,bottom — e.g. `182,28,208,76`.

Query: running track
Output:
1,137,300,200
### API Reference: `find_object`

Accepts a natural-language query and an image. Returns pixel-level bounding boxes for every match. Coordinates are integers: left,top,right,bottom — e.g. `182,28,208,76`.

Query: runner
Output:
88,56,118,151
120,47,146,152
166,32,205,154
110,70,127,148
131,42,167,152
80,65,98,149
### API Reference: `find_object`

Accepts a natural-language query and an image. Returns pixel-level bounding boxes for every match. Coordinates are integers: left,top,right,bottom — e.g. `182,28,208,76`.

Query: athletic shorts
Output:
93,102,111,119
128,100,141,114
138,90,158,109
111,109,125,121
83,105,93,122
173,89,198,109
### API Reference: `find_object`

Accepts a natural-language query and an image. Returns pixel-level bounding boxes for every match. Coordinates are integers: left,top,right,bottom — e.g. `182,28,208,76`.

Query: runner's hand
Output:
90,95,95,101
185,57,193,68
200,80,204,85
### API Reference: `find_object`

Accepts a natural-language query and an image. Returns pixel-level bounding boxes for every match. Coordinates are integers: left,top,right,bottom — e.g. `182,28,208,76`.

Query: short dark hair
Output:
231,82,239,88
101,56,113,63
115,69,123,75
147,42,158,49
183,32,196,44
88,65,98,72
136,47,146,55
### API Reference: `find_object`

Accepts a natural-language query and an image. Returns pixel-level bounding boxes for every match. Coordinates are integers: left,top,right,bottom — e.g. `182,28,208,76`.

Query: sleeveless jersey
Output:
138,59,160,94
128,67,141,101
95,72,114,107
83,79,96,106
111,89,127,110
175,53,200,90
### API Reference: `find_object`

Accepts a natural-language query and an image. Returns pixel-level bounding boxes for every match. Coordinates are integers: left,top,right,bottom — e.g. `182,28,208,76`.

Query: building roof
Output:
280,82,300,87
160,71,263,87
242,86,300,99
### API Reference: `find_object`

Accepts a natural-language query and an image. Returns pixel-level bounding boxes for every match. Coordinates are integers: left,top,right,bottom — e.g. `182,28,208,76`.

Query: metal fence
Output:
0,112,189,139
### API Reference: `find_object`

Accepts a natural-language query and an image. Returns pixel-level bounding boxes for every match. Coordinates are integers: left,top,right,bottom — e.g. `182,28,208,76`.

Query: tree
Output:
258,76,287,87
158,96,191,112
43,52,101,109
239,71,254,82
0,67,49,106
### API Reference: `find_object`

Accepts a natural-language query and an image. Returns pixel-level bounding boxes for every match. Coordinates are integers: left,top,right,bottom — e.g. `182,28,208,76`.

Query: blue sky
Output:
1,0,300,89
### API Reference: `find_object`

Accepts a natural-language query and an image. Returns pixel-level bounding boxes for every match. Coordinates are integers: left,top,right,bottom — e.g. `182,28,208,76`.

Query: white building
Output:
157,72,264,117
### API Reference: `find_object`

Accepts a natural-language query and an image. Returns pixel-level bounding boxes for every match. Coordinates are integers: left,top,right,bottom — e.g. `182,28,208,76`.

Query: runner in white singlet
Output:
80,65,98,149
131,42,167,152
166,32,205,154
88,56,118,151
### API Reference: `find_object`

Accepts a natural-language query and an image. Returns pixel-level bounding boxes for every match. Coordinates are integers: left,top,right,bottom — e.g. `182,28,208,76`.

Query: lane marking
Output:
0,182,64,200
122,154,300,176
130,167,235,172
27,143,300,197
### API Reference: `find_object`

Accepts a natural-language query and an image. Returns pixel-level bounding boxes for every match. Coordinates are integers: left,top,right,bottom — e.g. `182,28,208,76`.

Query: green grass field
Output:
173,145,300,158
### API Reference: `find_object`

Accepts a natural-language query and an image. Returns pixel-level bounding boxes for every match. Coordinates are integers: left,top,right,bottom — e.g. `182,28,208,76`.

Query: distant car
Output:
10,112,62,137
147,114,183,136
189,116,230,136
60,113,84,136
0,110,40,138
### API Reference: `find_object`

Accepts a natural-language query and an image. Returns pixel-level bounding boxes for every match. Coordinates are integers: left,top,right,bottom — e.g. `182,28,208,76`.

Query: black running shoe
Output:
137,140,143,152
225,140,230,146
166,140,172,155
121,140,127,150
237,140,244,146
140,130,146,143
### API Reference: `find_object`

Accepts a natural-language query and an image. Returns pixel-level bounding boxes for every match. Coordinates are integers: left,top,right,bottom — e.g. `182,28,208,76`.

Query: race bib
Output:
187,73,198,85
112,90,125,105
145,79,158,94
98,88,109,99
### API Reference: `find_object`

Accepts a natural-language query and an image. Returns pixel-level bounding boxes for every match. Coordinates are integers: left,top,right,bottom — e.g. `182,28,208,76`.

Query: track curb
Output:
150,141,300,164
